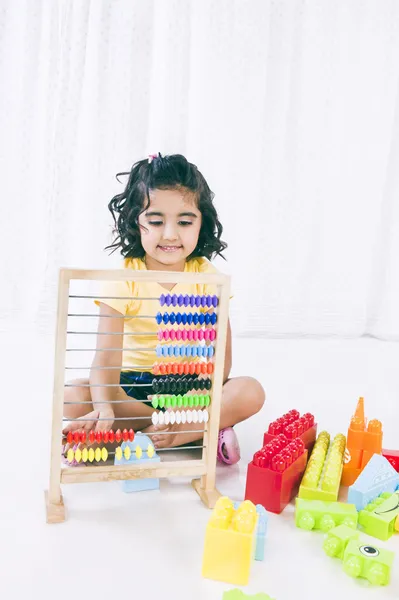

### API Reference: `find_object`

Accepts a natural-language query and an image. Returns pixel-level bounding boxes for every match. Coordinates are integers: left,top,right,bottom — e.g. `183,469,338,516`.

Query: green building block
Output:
343,539,394,585
323,524,360,559
295,498,358,532
298,431,346,502
358,492,399,541
223,591,274,600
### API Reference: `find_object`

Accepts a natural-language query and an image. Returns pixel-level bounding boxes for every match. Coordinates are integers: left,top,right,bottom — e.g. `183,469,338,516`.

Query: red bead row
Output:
152,361,214,375
65,428,135,445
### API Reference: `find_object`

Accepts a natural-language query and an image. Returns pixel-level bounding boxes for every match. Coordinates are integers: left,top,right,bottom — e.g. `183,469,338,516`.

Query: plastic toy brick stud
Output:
358,492,399,541
348,454,399,511
342,539,394,586
323,524,360,559
295,498,358,532
202,497,258,586
298,431,346,502
245,438,307,514
263,409,317,452
223,591,275,600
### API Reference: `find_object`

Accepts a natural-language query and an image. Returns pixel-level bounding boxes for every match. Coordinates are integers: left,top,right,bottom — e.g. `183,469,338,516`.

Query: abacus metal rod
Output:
67,331,158,335
63,416,206,425
68,314,155,318
63,400,209,405
66,348,148,351
67,313,217,318
70,294,219,302
63,446,205,455
66,361,213,369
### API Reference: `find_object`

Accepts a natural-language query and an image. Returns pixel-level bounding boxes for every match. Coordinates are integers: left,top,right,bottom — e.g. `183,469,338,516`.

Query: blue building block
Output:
255,504,268,561
234,502,268,561
114,433,160,493
348,454,399,511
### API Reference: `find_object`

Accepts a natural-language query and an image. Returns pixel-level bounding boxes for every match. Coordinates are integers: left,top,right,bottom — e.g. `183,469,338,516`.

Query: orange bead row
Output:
152,361,214,376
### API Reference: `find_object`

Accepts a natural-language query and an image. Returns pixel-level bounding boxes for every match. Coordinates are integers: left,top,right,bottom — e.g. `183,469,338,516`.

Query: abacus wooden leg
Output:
192,478,221,508
45,489,66,524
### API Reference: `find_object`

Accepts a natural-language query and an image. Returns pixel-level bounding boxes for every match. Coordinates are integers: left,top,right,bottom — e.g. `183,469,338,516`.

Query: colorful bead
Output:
108,430,115,443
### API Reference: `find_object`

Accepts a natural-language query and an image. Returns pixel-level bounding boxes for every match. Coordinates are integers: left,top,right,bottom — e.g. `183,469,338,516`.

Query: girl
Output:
63,153,265,464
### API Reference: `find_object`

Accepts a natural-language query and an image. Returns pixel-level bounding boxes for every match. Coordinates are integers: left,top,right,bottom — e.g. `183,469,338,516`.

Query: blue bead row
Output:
156,312,217,326
159,294,218,308
156,344,215,358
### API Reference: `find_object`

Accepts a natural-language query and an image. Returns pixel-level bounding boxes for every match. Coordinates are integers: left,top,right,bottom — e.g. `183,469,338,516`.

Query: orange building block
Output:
341,397,383,487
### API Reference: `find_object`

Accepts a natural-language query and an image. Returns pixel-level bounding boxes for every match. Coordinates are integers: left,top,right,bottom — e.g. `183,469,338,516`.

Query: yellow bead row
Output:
66,447,108,464
115,444,155,461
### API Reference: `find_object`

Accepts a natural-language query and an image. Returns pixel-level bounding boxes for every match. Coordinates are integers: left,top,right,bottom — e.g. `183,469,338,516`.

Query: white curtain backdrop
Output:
1,0,399,339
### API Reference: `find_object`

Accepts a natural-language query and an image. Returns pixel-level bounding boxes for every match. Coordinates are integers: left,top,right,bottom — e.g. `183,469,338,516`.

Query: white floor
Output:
2,333,399,600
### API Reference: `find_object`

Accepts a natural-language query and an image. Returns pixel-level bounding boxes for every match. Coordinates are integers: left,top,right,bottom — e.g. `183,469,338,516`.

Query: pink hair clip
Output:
148,153,158,164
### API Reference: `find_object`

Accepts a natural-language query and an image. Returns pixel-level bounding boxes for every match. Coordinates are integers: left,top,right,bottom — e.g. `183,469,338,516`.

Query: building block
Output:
245,437,307,514
223,591,275,600
347,454,399,511
233,502,268,561
298,431,346,502
255,505,267,561
114,433,160,493
202,497,258,586
295,498,358,532
341,397,383,486
358,492,399,541
382,449,399,472
323,524,360,559
342,539,394,585
263,409,317,452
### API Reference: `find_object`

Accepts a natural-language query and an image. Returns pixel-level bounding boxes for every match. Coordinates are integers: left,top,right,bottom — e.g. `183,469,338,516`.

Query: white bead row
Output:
151,409,209,426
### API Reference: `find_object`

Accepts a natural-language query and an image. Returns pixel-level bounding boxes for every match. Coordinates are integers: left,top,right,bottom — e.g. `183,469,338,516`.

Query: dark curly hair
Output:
105,153,227,261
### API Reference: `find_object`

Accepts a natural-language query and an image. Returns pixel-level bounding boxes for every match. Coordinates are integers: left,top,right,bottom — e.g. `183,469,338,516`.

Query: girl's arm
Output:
90,303,156,421
223,319,232,382
90,303,125,414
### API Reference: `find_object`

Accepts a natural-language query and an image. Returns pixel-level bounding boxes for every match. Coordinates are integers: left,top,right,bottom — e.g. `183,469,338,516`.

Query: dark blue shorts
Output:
119,371,154,406
119,370,202,409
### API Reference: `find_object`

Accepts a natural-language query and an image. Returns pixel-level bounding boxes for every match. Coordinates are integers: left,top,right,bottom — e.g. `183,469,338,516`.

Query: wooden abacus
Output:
45,268,230,523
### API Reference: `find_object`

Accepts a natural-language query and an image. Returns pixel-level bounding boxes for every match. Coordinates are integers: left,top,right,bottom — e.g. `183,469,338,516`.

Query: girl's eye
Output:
178,221,193,226
148,221,163,226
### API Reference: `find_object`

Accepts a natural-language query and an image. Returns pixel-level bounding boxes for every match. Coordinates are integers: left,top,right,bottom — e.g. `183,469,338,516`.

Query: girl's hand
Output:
62,408,115,448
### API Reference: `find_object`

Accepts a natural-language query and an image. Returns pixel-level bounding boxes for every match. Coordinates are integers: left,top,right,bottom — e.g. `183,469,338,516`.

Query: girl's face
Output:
138,187,202,270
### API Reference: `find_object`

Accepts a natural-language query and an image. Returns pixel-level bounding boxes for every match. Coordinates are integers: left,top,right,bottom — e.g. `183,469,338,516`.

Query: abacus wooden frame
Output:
45,268,231,523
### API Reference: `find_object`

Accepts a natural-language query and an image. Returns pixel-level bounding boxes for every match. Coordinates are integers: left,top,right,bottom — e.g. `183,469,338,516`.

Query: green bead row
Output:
151,394,211,409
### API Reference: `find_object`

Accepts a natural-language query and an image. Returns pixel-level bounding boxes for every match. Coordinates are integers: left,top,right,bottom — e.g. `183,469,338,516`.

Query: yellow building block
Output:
202,497,258,586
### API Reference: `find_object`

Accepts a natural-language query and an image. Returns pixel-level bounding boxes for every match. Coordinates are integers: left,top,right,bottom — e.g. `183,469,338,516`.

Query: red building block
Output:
245,436,308,514
263,409,317,453
382,449,399,472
